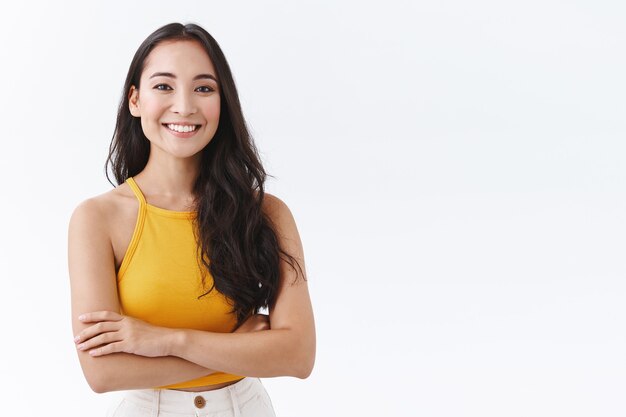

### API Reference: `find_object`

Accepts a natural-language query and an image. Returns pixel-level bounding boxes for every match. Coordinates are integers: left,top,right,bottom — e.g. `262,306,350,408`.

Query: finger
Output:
78,311,123,323
89,341,124,357
75,321,119,344
233,314,255,333
77,331,120,351
239,314,269,332
255,314,270,328
255,319,270,331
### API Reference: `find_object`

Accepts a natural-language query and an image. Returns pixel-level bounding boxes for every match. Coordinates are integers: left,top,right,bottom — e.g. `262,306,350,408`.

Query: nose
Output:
170,90,197,116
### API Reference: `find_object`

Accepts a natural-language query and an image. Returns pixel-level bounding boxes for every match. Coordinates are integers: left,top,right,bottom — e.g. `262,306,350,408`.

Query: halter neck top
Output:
117,176,244,389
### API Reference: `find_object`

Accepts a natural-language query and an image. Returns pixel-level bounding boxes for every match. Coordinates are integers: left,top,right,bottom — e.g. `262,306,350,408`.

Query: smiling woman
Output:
67,22,315,417
127,40,221,159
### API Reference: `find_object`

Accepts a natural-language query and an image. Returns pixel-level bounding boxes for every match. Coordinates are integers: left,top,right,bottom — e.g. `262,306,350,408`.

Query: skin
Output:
68,39,316,393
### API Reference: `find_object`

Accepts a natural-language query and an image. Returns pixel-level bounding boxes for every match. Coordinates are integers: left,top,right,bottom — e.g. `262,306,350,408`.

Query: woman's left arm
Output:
76,194,316,379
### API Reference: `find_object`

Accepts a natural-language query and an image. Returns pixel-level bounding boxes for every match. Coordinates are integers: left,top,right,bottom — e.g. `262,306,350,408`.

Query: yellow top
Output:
117,176,245,389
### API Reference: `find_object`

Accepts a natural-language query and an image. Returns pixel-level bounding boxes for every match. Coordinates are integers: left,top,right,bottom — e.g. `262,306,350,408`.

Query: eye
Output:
154,84,172,91
195,86,215,93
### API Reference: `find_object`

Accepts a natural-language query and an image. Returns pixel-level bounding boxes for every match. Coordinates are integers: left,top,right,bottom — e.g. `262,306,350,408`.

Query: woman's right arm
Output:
68,198,267,393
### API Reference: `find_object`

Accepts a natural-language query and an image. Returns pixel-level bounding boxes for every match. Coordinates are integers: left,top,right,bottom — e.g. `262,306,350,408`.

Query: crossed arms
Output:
68,194,315,393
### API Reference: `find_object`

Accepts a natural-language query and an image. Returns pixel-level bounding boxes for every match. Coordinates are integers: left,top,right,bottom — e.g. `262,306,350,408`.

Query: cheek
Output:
138,98,167,139
204,96,221,121
141,98,166,122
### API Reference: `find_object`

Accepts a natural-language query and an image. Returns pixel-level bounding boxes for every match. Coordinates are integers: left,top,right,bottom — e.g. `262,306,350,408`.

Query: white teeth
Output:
166,124,198,133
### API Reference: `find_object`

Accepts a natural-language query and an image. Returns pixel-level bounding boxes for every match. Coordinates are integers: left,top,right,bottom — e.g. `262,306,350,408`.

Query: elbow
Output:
275,327,316,379
80,358,115,393
293,341,316,379
298,353,315,379
295,365,313,379
90,382,108,394
86,371,123,393
85,372,110,394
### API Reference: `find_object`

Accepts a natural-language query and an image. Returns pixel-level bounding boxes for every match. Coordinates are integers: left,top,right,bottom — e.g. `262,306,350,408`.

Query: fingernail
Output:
78,314,85,321
74,335,80,343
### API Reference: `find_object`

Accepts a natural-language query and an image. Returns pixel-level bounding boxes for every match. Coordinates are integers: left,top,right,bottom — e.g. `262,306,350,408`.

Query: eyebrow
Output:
149,72,218,82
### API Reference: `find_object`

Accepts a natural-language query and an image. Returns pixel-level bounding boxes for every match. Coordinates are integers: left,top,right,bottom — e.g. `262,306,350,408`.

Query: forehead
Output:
142,39,217,79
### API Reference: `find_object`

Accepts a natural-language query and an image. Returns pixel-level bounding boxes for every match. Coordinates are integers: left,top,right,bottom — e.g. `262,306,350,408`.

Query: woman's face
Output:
128,39,221,160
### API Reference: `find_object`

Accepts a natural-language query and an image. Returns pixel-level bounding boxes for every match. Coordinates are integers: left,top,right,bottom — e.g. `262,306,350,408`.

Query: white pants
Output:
106,377,276,417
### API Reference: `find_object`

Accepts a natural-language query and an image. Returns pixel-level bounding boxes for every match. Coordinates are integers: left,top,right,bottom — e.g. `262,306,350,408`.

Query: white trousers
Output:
106,377,276,417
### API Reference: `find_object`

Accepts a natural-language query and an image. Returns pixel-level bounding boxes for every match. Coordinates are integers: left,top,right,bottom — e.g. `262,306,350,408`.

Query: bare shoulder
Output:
69,182,137,234
261,192,295,227
68,185,130,366
69,195,110,237
261,192,306,279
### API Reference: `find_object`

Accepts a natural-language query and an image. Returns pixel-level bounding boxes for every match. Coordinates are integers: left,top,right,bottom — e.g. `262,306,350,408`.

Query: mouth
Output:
162,123,202,133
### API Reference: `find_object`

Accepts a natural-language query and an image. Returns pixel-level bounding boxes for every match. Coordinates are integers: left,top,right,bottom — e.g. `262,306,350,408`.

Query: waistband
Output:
122,377,261,414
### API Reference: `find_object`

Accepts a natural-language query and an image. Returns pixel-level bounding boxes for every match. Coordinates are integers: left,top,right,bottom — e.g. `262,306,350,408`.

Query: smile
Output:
164,123,201,133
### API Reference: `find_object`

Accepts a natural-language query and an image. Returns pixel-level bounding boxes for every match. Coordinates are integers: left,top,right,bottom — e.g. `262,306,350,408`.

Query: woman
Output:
68,22,315,417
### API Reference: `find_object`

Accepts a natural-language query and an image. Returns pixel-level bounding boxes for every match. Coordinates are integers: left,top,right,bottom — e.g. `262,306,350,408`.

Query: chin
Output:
171,148,207,159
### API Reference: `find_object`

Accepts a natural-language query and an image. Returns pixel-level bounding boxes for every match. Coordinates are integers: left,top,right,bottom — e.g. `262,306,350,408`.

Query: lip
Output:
162,123,202,138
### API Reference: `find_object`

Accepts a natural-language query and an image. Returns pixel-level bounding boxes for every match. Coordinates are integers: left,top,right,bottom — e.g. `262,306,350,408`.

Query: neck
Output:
133,146,201,200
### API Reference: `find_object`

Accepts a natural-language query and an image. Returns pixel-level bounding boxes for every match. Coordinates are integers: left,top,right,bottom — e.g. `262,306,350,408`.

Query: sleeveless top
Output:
117,176,245,389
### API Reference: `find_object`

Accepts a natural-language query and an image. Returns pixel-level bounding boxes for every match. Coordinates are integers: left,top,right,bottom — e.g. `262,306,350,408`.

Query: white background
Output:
0,1,625,416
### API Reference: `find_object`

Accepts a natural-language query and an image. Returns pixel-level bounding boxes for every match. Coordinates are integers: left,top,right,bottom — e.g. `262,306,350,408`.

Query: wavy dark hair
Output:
104,22,304,328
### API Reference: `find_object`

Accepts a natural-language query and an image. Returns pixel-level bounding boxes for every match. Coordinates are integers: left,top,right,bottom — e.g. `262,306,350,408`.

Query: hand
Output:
233,313,270,333
74,311,172,358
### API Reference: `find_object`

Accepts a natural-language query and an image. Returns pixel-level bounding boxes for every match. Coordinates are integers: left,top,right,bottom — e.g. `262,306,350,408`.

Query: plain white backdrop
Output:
0,0,625,416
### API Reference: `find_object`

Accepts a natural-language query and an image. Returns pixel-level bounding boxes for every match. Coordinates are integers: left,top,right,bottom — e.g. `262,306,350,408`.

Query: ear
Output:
128,85,141,117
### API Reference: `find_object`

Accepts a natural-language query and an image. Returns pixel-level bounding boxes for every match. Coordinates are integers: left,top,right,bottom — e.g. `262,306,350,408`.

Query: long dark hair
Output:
104,22,304,328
